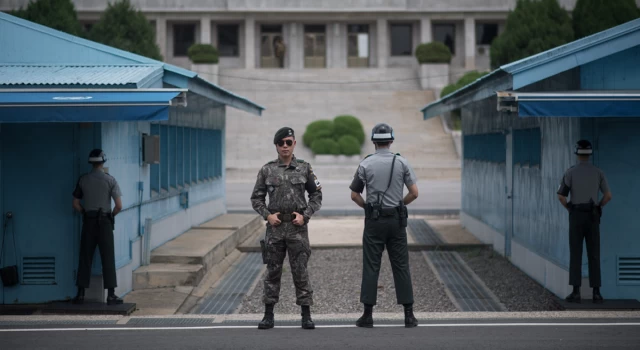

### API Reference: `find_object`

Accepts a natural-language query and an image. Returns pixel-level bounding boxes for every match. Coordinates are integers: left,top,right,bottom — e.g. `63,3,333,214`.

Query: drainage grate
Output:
425,251,505,312
127,318,213,326
195,253,264,314
22,257,56,285
618,256,640,285
408,219,444,245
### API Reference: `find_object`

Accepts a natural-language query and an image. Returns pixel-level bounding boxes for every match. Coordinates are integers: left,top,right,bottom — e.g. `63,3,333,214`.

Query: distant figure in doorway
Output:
273,36,286,68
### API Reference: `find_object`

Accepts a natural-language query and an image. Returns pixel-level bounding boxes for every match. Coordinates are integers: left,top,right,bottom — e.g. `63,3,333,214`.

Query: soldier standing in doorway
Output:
71,149,124,305
273,36,286,68
251,127,322,330
557,140,612,304
349,123,419,328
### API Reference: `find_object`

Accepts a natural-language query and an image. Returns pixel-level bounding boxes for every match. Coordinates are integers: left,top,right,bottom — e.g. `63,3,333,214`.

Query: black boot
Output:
593,288,604,304
301,305,315,329
356,304,374,328
106,288,123,305
258,304,275,330
565,286,581,303
72,287,85,304
404,304,418,328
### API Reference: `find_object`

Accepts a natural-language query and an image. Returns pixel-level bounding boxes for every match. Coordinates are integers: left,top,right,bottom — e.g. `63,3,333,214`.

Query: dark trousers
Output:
263,223,313,306
76,215,117,289
569,209,601,288
361,214,414,305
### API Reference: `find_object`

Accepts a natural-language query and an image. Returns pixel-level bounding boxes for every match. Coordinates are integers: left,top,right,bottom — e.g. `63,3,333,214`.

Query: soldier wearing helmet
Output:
71,149,123,305
557,140,612,304
349,123,419,328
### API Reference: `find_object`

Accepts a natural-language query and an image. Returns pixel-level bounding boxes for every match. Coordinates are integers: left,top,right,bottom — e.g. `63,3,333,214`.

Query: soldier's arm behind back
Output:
250,167,271,220
598,169,612,207
303,163,322,219
402,159,419,205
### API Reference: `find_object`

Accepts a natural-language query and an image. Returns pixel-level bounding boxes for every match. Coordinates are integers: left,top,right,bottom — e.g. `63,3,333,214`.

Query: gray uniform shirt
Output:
73,168,122,212
557,160,610,204
350,149,417,208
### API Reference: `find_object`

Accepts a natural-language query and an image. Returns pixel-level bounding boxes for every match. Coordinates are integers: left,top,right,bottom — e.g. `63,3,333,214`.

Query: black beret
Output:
274,127,295,144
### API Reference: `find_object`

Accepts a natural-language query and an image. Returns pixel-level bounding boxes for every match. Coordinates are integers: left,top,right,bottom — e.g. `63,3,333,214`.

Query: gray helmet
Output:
88,148,107,164
371,123,394,142
574,140,593,155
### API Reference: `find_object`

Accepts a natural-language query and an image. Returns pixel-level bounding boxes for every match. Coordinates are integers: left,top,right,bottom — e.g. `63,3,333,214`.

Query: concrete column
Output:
245,17,255,69
420,17,432,43
200,16,211,44
464,16,476,70
289,22,303,70
377,18,388,68
155,17,167,61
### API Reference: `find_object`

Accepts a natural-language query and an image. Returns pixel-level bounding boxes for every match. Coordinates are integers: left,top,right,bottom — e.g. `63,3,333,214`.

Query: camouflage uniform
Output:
251,155,322,306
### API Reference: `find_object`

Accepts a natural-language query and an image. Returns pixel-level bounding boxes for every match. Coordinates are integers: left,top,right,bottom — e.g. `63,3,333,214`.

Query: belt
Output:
380,207,399,216
571,203,595,211
85,210,111,217
277,213,294,222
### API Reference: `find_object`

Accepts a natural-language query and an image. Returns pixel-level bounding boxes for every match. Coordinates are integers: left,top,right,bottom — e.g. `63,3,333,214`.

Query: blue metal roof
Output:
0,64,163,87
0,12,264,116
421,18,640,120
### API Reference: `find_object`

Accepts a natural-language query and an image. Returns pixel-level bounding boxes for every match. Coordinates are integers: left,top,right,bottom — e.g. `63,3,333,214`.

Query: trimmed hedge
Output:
333,115,365,145
188,43,219,64
311,138,341,155
415,42,452,64
303,119,334,147
303,115,365,156
338,135,361,156
440,70,489,98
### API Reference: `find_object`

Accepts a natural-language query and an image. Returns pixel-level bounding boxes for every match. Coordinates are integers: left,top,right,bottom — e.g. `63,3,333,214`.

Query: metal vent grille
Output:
618,256,640,285
22,257,56,284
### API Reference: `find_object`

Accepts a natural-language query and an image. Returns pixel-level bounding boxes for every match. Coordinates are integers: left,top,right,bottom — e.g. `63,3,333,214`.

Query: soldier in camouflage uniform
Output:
251,126,322,330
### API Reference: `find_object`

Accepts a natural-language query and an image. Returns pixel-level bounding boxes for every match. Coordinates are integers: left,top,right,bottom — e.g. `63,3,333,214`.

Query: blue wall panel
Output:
513,128,542,166
581,46,640,90
463,133,506,163
150,124,160,194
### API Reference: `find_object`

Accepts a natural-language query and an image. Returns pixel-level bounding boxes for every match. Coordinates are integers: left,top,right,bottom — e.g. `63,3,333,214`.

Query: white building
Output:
3,0,588,79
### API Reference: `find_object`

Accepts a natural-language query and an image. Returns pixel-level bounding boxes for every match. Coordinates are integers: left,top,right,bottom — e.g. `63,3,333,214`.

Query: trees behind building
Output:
572,0,640,39
490,0,640,69
11,0,162,61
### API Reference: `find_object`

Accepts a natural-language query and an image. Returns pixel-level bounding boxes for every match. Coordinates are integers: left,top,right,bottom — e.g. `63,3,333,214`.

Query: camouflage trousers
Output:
263,222,313,306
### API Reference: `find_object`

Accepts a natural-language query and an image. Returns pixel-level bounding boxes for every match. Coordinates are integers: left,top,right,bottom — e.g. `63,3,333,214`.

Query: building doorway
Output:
304,25,326,68
260,24,284,68
347,24,370,68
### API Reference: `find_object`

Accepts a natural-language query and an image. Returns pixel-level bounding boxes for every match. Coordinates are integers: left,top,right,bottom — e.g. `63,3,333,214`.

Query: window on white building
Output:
390,24,412,56
433,24,455,55
173,23,196,57
476,23,499,45
218,24,239,57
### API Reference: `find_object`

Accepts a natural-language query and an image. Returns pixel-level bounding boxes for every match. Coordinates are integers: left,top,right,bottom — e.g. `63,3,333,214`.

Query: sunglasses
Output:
277,140,294,147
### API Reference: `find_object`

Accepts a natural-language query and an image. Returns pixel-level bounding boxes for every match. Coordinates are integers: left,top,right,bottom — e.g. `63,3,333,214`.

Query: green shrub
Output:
314,129,333,141
311,138,341,155
338,135,361,156
440,70,489,98
303,119,334,147
415,42,452,64
187,44,219,64
573,0,640,39
333,115,365,145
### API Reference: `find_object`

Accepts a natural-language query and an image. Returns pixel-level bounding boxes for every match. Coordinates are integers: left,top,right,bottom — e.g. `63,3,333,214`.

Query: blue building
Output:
422,19,640,301
0,12,263,304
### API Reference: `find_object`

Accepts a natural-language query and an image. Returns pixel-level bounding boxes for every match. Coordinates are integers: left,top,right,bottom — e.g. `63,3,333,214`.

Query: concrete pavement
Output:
226,179,461,214
2,313,640,349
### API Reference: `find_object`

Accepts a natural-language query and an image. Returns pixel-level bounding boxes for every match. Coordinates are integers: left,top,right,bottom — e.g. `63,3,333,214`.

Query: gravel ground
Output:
238,249,457,314
458,247,562,311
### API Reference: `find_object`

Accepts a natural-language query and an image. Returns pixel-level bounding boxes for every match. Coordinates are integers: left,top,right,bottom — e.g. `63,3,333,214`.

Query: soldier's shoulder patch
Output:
296,158,305,163
395,153,402,156
363,154,373,160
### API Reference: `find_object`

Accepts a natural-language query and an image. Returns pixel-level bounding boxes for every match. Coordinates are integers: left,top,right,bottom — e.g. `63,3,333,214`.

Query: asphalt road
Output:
226,179,461,214
2,319,639,349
